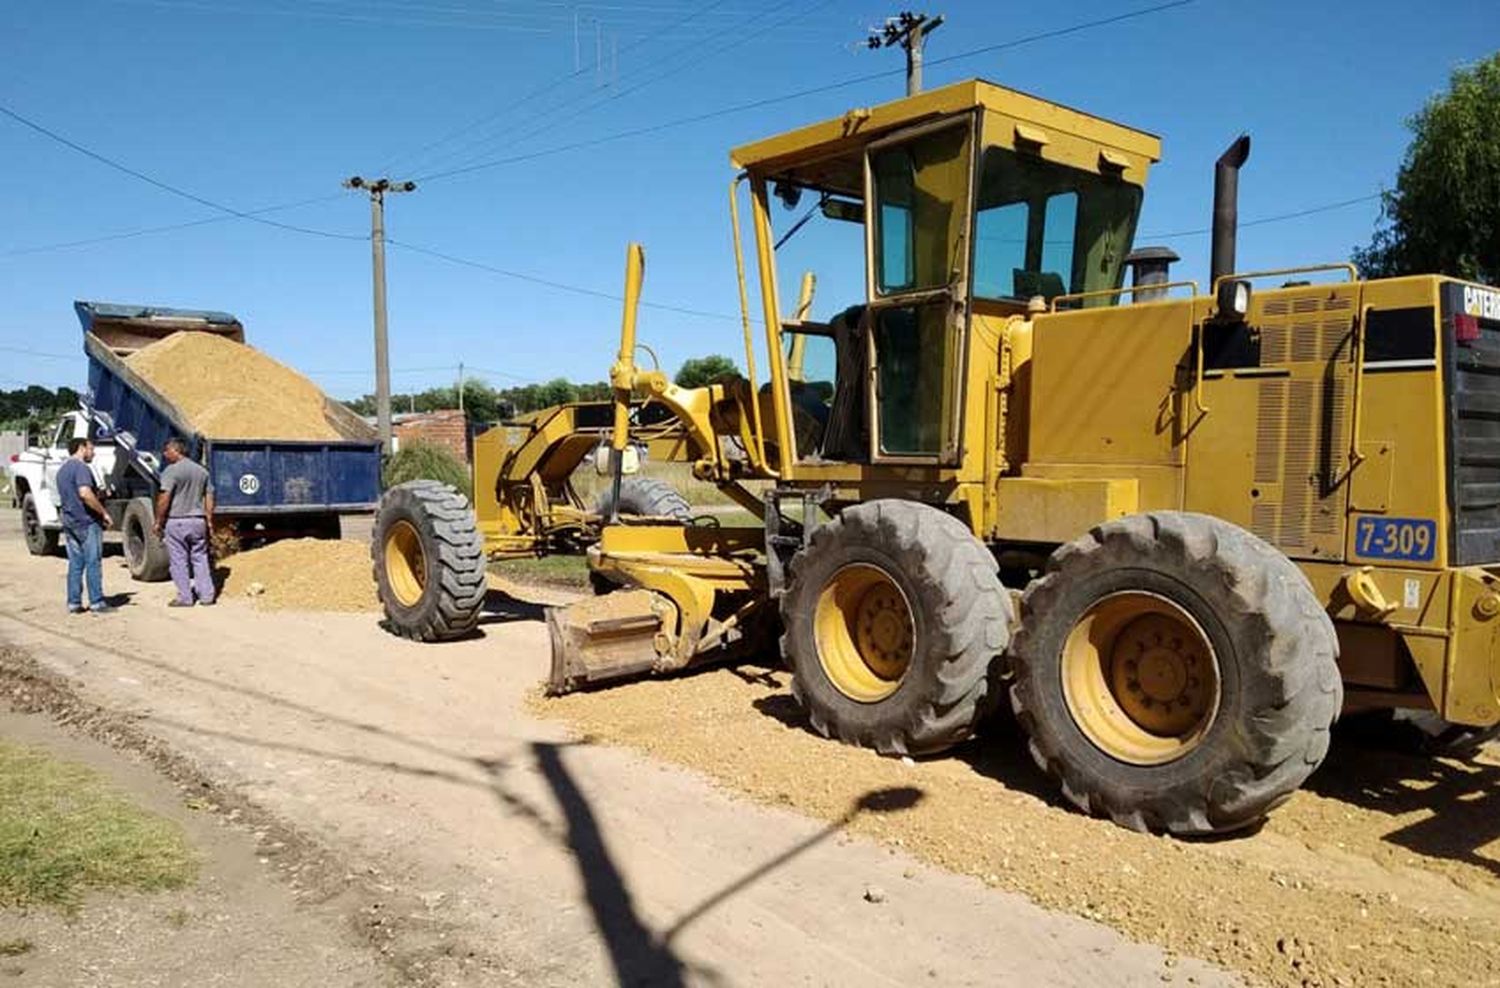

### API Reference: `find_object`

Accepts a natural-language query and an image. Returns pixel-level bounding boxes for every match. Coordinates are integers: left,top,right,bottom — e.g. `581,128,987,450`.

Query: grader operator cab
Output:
372,78,1500,836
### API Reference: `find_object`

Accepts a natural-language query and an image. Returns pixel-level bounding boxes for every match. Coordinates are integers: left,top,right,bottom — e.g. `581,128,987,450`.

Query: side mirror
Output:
1215,279,1251,321
820,198,863,224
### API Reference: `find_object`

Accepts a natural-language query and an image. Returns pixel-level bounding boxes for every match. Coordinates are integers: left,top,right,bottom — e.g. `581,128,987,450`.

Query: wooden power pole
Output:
343,176,416,454
867,11,944,96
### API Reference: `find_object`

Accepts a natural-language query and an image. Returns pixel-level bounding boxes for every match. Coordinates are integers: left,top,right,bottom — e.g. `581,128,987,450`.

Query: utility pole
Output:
867,11,944,96
457,361,465,414
343,175,416,455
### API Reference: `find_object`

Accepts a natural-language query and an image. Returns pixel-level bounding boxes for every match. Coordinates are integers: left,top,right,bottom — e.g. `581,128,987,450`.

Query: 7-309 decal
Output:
1354,516,1436,562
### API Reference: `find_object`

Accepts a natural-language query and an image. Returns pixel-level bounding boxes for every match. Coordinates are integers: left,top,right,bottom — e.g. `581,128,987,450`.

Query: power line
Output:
1140,192,1382,240
0,193,348,257
416,0,1197,183
378,0,738,178
387,239,742,321
398,0,810,182
0,103,364,242
0,344,77,360
4,2,1195,257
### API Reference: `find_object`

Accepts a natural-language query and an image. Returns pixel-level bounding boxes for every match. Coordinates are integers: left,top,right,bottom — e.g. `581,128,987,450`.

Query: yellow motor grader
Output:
372,78,1500,835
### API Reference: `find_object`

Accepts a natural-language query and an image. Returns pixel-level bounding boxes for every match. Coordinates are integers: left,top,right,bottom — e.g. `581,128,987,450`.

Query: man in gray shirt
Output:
154,438,216,607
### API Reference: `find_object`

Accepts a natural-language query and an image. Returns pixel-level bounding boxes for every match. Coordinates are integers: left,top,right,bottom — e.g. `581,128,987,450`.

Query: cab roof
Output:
729,77,1161,180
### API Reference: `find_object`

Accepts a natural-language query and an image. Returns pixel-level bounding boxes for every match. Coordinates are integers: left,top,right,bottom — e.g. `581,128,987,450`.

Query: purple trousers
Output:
164,517,215,604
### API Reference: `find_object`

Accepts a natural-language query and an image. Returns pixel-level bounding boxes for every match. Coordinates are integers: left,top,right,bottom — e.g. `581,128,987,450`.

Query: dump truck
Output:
370,77,1500,835
9,302,381,580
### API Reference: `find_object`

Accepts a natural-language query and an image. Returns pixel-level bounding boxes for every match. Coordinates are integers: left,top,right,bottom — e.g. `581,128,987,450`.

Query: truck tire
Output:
122,498,171,582
593,476,693,521
780,499,1012,757
20,493,59,556
372,480,486,642
1008,511,1342,835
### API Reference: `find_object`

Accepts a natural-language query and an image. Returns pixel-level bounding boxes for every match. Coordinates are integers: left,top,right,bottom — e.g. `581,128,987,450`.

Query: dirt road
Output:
0,513,1230,988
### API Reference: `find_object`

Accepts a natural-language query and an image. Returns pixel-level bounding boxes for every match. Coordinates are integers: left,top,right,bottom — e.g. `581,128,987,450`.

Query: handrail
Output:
1193,323,1210,416
1338,304,1371,485
727,173,770,473
1049,279,1201,312
1210,263,1359,293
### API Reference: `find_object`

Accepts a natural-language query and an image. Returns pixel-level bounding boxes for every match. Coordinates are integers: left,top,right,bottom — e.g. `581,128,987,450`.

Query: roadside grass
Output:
0,938,31,956
0,741,197,912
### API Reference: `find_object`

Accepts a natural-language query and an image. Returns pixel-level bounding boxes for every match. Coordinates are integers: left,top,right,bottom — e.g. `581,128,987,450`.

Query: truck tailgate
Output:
208,441,382,514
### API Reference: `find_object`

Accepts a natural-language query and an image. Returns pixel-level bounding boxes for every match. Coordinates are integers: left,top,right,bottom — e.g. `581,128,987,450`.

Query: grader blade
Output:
545,589,677,694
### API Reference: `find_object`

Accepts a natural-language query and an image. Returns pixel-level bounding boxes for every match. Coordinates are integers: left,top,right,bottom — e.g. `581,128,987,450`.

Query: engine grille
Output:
1445,283,1500,565
1250,286,1355,556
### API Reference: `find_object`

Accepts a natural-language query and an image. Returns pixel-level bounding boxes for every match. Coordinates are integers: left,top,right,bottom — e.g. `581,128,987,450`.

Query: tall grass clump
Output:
383,439,472,500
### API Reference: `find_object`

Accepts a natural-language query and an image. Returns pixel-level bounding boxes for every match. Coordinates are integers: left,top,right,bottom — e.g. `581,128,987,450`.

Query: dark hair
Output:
164,437,188,455
67,437,91,455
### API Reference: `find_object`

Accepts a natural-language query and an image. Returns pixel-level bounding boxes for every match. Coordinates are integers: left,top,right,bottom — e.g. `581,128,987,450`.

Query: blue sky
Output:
2,0,1496,401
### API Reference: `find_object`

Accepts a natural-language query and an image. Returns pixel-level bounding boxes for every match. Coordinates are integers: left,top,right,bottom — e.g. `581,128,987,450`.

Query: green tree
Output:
1354,54,1500,282
674,354,740,389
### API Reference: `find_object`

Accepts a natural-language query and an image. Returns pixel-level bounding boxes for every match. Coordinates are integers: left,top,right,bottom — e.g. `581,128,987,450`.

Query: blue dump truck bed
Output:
76,301,382,517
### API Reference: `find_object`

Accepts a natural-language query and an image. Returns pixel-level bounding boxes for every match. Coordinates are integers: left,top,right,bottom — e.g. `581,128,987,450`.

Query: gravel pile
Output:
219,539,379,612
124,332,345,441
532,664,1500,988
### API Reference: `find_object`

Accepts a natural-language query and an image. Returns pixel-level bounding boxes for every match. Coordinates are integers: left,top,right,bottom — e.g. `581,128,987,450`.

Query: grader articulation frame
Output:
373,78,1500,835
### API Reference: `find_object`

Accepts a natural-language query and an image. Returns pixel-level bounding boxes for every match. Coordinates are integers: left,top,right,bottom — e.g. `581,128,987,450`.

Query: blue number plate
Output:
1354,517,1437,562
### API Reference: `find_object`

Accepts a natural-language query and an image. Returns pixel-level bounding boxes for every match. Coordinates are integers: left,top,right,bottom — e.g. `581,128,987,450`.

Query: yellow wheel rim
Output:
384,519,426,608
814,564,915,703
1061,591,1220,766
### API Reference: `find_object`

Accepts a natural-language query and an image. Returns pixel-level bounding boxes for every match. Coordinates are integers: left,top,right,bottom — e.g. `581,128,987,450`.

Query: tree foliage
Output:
0,386,81,434
673,354,740,389
344,376,611,422
1354,54,1500,282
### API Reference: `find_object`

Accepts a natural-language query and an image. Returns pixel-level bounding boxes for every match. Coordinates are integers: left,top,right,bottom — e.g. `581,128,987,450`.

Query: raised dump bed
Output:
71,301,380,579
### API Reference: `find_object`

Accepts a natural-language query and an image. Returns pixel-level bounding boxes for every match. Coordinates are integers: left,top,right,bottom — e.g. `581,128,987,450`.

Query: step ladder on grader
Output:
371,78,1500,835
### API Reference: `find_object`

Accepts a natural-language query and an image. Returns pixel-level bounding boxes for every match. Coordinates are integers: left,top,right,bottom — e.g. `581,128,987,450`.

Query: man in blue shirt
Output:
56,436,114,614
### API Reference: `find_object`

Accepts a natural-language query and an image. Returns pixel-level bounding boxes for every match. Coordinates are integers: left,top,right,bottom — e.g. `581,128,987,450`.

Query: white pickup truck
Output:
5,410,130,559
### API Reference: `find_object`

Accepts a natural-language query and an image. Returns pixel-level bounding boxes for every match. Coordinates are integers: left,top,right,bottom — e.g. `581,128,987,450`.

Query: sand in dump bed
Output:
124,331,344,440
220,539,379,612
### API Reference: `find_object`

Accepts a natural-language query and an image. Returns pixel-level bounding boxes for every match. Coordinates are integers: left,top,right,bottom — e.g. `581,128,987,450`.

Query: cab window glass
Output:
975,202,1027,299
784,330,837,459
973,146,1140,304
871,124,971,295
874,303,954,456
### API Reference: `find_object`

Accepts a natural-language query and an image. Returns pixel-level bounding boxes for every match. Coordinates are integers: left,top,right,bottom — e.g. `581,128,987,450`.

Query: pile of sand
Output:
219,539,379,612
125,332,344,441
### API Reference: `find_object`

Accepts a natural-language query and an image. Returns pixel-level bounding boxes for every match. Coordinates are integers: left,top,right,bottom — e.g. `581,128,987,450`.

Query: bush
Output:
383,440,472,500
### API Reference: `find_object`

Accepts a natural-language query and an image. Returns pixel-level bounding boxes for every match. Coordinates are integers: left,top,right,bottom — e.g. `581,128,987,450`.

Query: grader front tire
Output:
780,500,1012,757
372,480,487,642
1009,511,1342,835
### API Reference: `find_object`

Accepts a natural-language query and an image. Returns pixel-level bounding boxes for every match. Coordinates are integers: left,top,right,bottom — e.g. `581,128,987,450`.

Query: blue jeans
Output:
64,524,105,610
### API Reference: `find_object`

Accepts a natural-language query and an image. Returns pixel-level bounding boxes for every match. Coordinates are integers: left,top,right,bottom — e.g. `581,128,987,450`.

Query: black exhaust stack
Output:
1210,135,1251,285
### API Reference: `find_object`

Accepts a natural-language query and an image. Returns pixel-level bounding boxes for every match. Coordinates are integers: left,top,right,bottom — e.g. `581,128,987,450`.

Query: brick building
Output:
392,410,468,463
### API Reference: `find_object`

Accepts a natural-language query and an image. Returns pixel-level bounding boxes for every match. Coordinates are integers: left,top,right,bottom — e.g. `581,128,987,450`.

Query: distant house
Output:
391,410,469,463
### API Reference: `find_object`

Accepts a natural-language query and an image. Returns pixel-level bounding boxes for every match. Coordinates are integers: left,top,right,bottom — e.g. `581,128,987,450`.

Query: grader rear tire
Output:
780,500,1012,757
372,480,486,641
1008,511,1342,835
